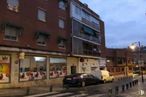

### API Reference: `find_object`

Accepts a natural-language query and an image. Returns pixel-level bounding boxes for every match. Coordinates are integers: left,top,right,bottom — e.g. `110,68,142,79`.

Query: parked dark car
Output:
63,73,104,87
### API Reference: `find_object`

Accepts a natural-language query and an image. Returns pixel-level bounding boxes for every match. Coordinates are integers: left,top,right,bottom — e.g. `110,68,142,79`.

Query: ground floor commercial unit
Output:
0,46,105,88
0,46,67,88
106,65,134,78
67,56,105,74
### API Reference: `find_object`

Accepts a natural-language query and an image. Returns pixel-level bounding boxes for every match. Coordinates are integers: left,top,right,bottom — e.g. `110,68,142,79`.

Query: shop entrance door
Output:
71,66,76,74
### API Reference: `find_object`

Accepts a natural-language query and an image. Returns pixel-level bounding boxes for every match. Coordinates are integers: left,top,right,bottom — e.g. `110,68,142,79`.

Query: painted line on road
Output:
70,93,88,97
24,92,58,97
87,94,105,97
46,92,73,97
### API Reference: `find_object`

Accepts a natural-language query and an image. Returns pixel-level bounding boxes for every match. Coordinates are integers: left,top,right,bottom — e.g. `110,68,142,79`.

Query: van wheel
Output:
81,81,85,87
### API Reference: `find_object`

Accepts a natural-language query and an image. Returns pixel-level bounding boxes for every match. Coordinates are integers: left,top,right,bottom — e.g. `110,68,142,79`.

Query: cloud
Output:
82,0,146,48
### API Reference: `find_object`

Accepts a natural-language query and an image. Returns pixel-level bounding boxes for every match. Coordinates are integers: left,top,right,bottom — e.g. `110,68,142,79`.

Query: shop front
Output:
78,58,100,74
67,56,101,75
19,56,47,82
49,57,67,78
0,47,67,88
0,55,10,83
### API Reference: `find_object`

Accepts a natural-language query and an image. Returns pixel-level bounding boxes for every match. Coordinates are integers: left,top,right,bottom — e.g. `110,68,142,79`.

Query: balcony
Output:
73,31,101,44
72,37,101,57
83,49,101,56
82,18,100,32
72,19,101,44
72,48,101,57
81,33,100,44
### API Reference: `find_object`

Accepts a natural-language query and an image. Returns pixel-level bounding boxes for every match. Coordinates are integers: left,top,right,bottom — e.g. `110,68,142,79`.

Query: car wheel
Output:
81,81,85,87
63,84,69,89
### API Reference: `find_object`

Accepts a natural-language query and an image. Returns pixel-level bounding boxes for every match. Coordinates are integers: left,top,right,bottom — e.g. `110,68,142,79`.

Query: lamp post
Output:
129,41,144,83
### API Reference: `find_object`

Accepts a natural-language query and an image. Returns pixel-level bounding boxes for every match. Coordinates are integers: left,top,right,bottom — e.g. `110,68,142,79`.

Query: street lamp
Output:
129,41,144,83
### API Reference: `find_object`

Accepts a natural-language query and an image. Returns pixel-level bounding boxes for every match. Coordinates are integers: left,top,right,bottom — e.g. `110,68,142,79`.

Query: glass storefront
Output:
19,56,47,81
0,55,10,83
49,58,67,78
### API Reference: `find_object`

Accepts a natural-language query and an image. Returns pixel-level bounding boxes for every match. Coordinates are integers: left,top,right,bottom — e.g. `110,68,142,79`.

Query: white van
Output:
101,70,114,83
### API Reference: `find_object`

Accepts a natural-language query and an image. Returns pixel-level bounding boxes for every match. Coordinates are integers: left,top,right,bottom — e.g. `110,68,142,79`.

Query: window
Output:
59,19,65,29
49,58,67,78
59,1,65,10
57,37,66,49
75,6,81,15
38,9,46,22
37,35,46,46
36,33,49,46
7,0,19,12
82,10,90,20
4,25,20,41
19,56,47,81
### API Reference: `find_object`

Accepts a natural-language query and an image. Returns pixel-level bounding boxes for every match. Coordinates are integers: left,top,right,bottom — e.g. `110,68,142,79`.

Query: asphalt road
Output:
25,76,140,97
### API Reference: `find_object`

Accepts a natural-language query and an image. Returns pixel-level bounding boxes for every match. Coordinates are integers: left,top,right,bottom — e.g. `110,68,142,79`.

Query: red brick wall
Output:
0,0,68,53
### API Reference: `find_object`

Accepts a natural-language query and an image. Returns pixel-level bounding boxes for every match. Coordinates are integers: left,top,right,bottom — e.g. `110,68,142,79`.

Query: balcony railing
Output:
72,48,101,57
73,32,101,44
82,18,100,31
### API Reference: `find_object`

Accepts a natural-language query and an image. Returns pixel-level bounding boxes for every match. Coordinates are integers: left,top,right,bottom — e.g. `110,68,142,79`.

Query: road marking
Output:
24,92,58,97
46,92,73,97
70,93,88,97
87,94,105,97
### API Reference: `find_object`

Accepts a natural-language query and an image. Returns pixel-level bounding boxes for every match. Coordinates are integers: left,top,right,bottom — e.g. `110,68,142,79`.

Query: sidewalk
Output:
101,75,146,97
117,78,146,97
0,85,64,97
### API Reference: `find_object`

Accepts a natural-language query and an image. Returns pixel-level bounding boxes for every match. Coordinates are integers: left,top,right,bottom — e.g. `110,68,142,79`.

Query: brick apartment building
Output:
106,48,134,77
106,47,146,77
0,0,105,88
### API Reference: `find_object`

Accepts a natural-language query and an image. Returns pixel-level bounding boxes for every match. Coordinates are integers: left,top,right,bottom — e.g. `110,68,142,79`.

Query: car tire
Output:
63,84,69,89
81,81,85,87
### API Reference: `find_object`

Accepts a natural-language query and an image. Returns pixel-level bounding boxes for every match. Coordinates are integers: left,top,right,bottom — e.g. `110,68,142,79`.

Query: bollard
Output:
115,86,119,95
126,84,129,90
122,85,125,92
134,80,137,85
132,81,135,86
108,88,113,97
49,85,53,92
26,87,30,95
136,80,138,84
130,82,132,88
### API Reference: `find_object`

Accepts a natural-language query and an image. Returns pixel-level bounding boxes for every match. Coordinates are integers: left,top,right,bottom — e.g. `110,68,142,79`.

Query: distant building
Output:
106,48,134,77
106,46,146,77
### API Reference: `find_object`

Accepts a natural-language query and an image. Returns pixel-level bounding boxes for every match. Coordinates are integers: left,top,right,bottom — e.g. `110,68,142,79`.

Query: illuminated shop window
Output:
19,56,47,81
49,58,67,78
0,55,10,83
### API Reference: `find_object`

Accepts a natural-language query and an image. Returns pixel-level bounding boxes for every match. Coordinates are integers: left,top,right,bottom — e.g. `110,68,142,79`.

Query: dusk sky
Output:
82,0,146,48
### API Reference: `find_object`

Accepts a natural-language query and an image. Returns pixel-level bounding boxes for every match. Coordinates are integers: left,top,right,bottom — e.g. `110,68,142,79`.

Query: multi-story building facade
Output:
106,48,134,77
132,46,146,73
0,0,69,88
0,0,105,88
67,0,106,75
